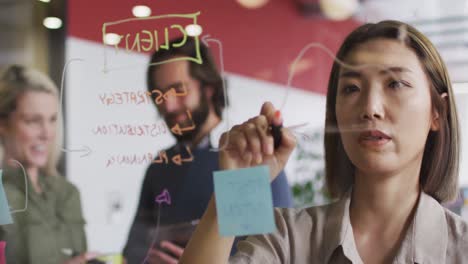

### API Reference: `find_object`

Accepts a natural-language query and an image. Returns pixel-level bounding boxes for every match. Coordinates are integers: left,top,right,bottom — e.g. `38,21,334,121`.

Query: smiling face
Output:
0,91,58,170
335,38,440,176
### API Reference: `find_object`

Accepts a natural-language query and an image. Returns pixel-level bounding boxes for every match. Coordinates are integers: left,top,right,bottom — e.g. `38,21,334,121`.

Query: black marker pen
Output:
271,110,283,149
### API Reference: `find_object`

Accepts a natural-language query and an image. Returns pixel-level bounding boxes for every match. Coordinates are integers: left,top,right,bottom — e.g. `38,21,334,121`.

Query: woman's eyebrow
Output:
379,66,412,75
339,66,412,79
339,71,361,78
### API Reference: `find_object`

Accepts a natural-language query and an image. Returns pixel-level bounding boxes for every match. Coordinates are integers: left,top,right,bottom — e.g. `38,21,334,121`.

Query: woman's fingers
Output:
219,101,296,173
259,102,295,158
251,115,274,156
260,102,275,122
243,122,261,164
160,240,184,257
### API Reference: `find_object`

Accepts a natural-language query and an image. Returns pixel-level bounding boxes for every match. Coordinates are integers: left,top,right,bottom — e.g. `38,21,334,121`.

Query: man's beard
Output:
164,94,210,143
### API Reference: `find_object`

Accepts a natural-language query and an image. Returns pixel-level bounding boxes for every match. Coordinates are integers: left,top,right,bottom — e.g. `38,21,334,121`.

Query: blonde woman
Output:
0,65,92,264
180,20,468,263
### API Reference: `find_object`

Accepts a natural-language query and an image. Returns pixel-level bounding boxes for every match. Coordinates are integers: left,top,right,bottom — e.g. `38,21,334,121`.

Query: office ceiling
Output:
1,0,467,81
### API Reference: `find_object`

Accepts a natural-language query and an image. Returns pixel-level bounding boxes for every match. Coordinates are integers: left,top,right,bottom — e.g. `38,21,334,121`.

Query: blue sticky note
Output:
0,170,13,225
213,165,275,236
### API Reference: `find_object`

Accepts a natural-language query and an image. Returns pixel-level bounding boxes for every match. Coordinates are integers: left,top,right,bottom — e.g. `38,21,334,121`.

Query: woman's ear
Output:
430,92,448,131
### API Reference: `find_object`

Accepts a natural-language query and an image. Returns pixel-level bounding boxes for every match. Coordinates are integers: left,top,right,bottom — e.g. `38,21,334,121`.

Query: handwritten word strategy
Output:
98,86,185,106
98,85,194,135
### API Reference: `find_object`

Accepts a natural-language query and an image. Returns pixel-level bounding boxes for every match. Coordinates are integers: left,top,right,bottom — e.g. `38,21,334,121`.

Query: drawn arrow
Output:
61,145,93,158
201,35,231,151
170,123,196,136
172,154,182,166
7,159,28,213
155,189,171,205
59,58,93,157
170,110,196,135
181,145,194,163
163,87,187,101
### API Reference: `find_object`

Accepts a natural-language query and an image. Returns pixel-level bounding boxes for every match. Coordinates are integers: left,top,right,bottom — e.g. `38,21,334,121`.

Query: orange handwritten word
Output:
98,90,152,106
92,122,168,137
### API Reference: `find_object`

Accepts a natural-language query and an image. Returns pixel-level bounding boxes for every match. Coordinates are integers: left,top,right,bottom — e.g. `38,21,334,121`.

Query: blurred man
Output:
123,37,293,263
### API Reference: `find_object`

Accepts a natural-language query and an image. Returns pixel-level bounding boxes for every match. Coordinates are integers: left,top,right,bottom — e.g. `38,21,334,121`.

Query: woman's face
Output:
335,38,439,176
1,91,58,169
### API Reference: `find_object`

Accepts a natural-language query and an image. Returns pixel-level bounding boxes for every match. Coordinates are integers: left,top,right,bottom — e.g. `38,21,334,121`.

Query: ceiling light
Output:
132,5,151,18
104,33,122,45
38,0,51,2
185,24,203,37
237,0,269,9
319,0,359,21
43,17,62,29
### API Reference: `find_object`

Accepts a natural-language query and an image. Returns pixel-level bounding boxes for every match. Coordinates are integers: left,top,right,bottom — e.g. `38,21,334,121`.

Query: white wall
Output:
454,83,468,185
65,37,326,253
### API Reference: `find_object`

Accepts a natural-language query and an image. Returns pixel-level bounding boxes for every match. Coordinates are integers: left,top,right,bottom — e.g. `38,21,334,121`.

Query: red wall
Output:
68,0,361,94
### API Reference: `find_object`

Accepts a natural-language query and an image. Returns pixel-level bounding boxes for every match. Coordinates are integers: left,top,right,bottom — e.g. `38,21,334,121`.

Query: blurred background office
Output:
1,0,468,257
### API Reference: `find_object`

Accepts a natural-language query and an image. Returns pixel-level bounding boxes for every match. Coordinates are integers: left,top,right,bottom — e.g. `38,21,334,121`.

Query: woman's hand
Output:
219,102,296,181
147,240,184,264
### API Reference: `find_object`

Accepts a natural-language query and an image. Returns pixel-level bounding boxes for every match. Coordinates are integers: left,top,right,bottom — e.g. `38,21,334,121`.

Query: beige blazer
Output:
230,191,468,263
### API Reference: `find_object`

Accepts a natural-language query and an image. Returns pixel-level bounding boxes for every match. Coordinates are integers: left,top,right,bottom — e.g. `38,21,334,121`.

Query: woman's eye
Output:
24,117,41,125
388,80,408,89
343,85,360,94
50,116,57,123
25,119,38,124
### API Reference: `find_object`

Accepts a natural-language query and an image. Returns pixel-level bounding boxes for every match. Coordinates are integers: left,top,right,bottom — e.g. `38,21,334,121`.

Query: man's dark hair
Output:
146,36,227,118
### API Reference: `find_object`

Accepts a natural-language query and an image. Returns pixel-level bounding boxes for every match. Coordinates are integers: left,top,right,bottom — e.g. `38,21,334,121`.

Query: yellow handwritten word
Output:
102,12,203,70
92,122,168,137
98,90,152,106
115,25,187,53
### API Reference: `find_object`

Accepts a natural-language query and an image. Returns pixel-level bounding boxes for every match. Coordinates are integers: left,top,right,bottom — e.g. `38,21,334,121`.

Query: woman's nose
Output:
38,121,54,141
359,88,385,121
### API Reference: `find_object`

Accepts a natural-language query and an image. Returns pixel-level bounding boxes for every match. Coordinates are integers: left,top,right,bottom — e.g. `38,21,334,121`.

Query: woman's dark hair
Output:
324,20,460,202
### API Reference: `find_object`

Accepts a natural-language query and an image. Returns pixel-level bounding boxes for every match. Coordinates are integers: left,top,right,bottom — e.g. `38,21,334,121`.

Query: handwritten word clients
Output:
102,12,201,56
111,25,188,53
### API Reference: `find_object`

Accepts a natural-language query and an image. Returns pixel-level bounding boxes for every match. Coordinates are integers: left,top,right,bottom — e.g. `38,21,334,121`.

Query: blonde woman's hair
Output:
0,65,63,176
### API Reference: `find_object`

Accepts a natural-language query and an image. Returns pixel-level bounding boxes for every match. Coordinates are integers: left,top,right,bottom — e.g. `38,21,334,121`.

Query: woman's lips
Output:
358,130,392,147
